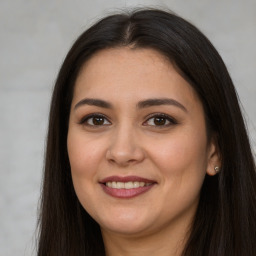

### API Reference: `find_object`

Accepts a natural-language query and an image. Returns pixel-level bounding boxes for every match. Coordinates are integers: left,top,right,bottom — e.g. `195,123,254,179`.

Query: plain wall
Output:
0,0,255,255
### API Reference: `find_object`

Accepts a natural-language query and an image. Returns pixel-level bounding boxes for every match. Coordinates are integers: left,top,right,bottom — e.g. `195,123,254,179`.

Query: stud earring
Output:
214,166,220,174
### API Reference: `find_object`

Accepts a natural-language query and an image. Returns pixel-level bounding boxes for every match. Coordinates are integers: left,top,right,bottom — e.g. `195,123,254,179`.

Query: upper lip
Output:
100,175,156,184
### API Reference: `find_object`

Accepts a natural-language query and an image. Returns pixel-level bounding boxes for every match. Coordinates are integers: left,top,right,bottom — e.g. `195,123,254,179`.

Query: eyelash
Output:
143,113,177,127
79,113,177,128
79,113,111,126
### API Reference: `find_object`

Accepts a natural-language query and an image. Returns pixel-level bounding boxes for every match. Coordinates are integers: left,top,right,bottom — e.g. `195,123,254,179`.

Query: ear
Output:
206,135,221,176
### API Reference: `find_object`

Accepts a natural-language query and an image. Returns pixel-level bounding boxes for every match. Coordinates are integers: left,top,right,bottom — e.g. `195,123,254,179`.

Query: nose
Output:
106,125,145,166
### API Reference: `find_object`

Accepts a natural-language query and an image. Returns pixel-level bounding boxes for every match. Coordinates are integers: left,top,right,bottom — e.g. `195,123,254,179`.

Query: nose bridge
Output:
106,120,144,165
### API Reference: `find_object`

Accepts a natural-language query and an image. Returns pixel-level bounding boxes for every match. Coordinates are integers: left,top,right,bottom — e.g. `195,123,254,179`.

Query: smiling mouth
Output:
100,176,156,198
105,181,153,189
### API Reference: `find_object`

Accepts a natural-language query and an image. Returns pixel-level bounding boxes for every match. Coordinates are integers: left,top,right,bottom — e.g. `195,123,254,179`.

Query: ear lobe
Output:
206,135,221,176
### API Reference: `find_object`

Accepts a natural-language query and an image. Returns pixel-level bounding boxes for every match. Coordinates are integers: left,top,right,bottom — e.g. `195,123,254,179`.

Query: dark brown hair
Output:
37,8,256,256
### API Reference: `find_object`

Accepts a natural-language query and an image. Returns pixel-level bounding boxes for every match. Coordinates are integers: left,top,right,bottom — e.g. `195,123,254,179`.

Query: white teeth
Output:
134,181,140,188
105,181,152,189
116,182,124,189
124,181,133,189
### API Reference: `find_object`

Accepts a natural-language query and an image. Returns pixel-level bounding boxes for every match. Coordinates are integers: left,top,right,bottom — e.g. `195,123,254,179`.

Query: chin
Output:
97,210,155,236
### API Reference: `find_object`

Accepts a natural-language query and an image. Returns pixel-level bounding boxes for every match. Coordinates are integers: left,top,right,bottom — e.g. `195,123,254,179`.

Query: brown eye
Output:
153,117,168,126
144,114,177,127
82,114,111,126
92,117,105,125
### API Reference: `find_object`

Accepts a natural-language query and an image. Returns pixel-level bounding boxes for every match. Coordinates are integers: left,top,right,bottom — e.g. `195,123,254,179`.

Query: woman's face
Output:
67,47,218,238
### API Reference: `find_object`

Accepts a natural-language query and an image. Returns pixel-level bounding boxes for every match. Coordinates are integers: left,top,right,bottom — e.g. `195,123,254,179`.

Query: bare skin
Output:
67,47,220,256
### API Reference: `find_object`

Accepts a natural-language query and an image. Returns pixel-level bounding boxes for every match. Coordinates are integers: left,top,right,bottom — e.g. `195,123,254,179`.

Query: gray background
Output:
0,0,255,255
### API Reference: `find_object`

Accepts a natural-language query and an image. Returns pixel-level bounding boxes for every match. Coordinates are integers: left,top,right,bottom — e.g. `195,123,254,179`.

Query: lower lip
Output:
100,184,155,198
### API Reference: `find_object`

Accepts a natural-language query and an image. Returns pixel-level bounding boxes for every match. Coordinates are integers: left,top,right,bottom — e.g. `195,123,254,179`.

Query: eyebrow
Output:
74,98,112,110
74,97,187,112
137,98,187,112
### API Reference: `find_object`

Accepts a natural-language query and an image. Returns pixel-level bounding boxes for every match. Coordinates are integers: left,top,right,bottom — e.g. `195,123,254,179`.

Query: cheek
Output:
149,133,208,215
67,131,105,176
67,131,105,212
150,130,208,183
67,131,106,208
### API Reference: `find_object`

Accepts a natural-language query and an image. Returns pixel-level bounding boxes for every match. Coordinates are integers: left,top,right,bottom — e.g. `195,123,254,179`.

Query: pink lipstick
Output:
100,176,156,198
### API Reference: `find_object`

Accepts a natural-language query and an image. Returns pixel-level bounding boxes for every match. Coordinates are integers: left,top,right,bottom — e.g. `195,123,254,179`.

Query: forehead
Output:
72,47,200,108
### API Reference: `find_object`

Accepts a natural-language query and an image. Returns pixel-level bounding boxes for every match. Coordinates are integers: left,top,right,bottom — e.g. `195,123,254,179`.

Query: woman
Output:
37,8,256,256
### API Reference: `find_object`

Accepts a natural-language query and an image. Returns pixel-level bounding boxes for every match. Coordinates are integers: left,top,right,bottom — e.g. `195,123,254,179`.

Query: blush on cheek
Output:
68,135,94,172
154,138,207,180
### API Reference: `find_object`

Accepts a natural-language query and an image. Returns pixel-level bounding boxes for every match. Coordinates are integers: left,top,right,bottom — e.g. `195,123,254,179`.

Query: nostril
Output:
105,144,145,166
109,159,115,163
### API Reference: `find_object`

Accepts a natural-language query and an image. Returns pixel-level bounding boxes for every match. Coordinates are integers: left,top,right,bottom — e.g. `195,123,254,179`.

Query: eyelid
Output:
78,112,177,127
79,113,111,126
143,113,178,126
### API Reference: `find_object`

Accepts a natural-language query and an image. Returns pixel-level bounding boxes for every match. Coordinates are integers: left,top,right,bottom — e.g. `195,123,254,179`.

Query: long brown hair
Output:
37,8,256,256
